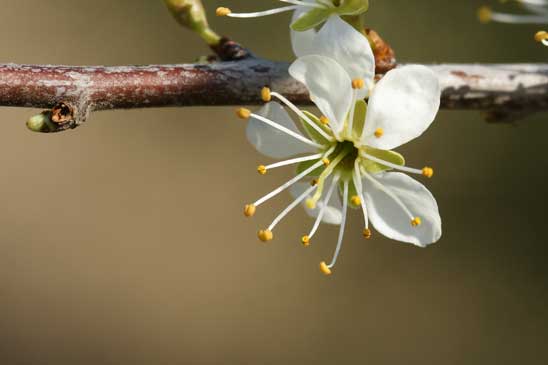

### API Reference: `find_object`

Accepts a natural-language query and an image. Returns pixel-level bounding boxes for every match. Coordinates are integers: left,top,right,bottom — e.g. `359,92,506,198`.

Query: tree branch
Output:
1,60,547,132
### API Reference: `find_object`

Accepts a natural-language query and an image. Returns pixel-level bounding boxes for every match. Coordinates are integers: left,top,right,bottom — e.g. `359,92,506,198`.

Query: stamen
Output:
262,153,323,173
320,116,330,125
535,30,548,45
353,160,369,231
360,152,435,178
258,229,274,242
220,5,300,18
361,168,415,221
268,185,316,231
325,180,350,271
257,165,267,175
319,261,332,275
301,235,311,247
351,195,361,206
236,108,251,119
216,7,232,16
248,112,323,148
374,128,384,138
261,87,272,102
352,79,365,90
363,228,372,239
306,174,340,239
269,91,334,142
307,147,351,209
279,0,326,8
244,204,256,217
411,217,422,227
322,158,331,167
347,89,358,138
252,158,326,207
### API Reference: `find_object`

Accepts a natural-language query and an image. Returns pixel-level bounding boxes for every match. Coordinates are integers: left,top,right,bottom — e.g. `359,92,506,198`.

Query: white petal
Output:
363,172,442,247
361,65,441,150
290,8,317,57
246,102,315,159
312,16,375,92
290,182,342,225
289,55,352,137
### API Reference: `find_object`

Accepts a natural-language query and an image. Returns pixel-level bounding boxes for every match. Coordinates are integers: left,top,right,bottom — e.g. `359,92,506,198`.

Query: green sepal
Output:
296,158,325,178
361,147,405,174
300,111,331,144
290,8,333,31
350,99,367,140
337,0,369,16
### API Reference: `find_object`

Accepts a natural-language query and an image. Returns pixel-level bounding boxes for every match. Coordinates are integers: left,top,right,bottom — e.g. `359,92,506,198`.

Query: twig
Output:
2,60,548,132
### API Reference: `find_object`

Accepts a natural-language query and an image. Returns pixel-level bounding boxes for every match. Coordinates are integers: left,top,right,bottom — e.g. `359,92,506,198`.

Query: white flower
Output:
216,0,369,31
478,1,548,45
236,14,442,275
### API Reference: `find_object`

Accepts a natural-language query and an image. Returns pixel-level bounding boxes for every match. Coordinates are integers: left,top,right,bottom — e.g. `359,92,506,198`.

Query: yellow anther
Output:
236,108,251,120
306,198,316,209
352,78,365,89
258,229,273,242
411,217,422,227
257,165,267,175
320,116,329,125
311,179,319,186
477,6,492,24
374,128,384,138
535,30,548,43
422,167,434,178
319,261,332,276
322,158,331,167
301,235,310,247
244,204,256,217
261,87,272,102
363,228,372,239
351,195,362,206
216,7,232,16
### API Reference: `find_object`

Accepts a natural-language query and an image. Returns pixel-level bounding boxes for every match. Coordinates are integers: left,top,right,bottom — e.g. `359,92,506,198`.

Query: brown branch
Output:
1,59,548,132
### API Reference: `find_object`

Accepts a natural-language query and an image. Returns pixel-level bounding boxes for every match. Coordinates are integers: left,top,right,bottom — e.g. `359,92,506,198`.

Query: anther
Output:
236,108,251,120
258,229,273,242
351,195,361,206
363,228,372,239
319,261,332,276
261,87,272,102
311,179,319,186
301,235,310,247
422,167,434,178
411,217,422,227
320,116,329,125
374,128,384,138
244,204,256,217
477,6,492,24
535,31,548,43
352,78,365,90
216,7,232,16
306,198,316,209
257,165,267,175
322,158,331,167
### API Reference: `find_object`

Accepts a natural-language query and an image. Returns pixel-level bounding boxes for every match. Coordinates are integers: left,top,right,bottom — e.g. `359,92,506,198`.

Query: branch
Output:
2,60,548,131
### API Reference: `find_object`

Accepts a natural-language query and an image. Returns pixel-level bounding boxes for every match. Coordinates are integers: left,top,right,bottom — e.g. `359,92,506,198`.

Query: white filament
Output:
307,174,340,239
250,113,322,148
268,185,316,231
265,153,323,171
360,152,424,175
327,180,349,269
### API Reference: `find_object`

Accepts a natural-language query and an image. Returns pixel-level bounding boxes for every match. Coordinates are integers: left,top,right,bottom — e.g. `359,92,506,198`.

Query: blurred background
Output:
0,0,547,364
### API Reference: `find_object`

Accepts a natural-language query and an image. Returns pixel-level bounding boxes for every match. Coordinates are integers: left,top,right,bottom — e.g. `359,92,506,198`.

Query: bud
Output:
163,0,221,45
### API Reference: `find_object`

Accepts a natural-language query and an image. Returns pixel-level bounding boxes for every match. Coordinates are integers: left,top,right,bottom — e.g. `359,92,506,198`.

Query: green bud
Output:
164,0,221,45
291,0,369,31
26,112,55,133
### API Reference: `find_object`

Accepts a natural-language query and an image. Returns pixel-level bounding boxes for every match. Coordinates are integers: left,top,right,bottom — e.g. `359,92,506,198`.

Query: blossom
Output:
478,1,548,45
235,18,442,275
216,0,369,31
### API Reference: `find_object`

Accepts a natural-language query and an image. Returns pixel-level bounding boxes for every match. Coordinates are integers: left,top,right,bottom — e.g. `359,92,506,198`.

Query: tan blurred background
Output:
0,0,547,364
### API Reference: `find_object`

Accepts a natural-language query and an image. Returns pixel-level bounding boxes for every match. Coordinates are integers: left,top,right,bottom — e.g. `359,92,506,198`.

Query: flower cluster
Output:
220,2,442,275
478,0,548,45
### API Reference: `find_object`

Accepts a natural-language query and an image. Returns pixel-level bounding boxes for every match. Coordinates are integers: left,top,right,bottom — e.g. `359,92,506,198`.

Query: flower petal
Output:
363,172,442,246
290,8,317,58
246,102,316,159
361,65,441,150
312,16,375,91
289,55,352,137
290,182,342,225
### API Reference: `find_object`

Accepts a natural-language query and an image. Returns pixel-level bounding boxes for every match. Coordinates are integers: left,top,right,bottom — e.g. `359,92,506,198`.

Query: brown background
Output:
1,0,547,364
